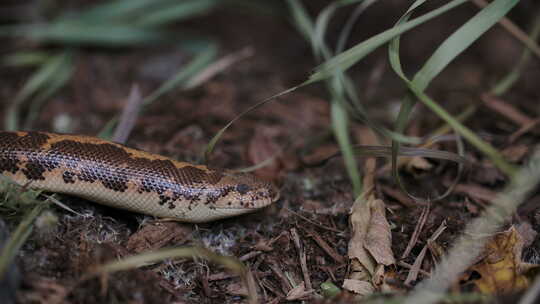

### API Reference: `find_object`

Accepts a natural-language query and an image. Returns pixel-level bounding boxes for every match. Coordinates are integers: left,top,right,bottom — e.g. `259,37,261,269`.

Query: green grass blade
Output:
411,0,520,91
389,0,519,177
2,51,51,67
0,202,47,279
137,0,219,27
408,83,517,176
286,0,314,39
75,0,157,22
491,13,540,96
312,3,337,59
335,0,378,53
26,22,166,46
306,0,468,84
288,0,363,197
87,246,258,304
388,0,427,80
331,96,362,196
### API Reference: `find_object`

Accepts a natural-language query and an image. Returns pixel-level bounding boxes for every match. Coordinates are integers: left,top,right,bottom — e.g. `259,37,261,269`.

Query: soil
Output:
1,1,540,303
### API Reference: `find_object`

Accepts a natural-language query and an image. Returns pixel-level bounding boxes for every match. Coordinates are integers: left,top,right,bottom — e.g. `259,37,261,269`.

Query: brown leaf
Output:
365,199,395,266
342,279,375,296
348,197,376,276
346,196,396,296
470,226,532,294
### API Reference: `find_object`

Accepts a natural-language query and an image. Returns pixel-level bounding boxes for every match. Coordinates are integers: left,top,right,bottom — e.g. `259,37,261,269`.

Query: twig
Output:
267,259,292,294
260,278,284,298
306,229,345,264
286,208,344,233
404,220,446,285
401,205,430,259
290,228,312,291
239,251,262,262
398,261,430,277
381,185,421,208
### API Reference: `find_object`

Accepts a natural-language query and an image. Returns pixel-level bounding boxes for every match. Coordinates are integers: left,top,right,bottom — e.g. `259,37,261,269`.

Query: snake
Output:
0,131,280,223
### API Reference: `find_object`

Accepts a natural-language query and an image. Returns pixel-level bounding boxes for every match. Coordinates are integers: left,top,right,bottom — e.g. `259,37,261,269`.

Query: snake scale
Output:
0,131,279,222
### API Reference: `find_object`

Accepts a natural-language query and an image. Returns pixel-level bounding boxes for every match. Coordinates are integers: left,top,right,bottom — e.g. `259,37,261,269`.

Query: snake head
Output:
178,171,280,223
214,171,280,210
180,170,279,223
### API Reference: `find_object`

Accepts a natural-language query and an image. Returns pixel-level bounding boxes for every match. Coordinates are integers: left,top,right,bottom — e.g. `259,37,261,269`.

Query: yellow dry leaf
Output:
471,226,530,294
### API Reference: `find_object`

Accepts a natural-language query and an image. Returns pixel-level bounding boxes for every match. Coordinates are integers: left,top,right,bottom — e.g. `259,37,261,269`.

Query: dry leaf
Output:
345,196,396,295
471,226,531,294
342,279,375,296
348,197,377,276
365,199,395,266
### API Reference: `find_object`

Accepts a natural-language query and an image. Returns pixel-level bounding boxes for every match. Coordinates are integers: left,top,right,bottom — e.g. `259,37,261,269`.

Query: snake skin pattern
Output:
0,131,279,222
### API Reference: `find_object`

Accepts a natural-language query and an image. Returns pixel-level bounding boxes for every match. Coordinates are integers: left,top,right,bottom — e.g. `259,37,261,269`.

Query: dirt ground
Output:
1,1,540,303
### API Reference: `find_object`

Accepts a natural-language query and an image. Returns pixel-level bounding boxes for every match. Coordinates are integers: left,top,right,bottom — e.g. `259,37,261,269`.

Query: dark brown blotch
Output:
0,154,19,174
62,171,76,184
173,165,223,185
50,141,133,192
1,133,229,202
0,131,50,150
22,161,47,180
0,132,52,176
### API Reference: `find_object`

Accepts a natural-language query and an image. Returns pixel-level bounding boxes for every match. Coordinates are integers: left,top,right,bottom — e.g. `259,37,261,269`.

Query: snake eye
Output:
236,183,250,194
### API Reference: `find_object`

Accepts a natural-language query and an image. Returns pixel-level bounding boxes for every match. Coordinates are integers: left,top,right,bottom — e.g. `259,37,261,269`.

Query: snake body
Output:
0,131,279,223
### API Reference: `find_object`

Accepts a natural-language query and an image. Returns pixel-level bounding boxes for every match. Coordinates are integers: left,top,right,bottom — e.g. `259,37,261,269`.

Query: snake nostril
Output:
236,183,250,194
